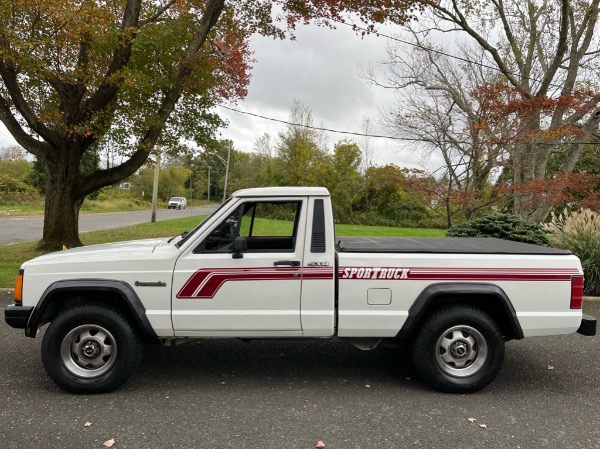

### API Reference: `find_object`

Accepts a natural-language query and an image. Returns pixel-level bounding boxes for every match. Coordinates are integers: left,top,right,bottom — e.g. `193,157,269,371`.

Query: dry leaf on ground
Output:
315,440,326,448
83,422,92,427
103,438,116,447
467,418,477,423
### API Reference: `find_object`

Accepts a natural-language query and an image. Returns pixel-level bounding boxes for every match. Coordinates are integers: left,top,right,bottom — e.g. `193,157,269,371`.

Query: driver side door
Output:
171,197,307,336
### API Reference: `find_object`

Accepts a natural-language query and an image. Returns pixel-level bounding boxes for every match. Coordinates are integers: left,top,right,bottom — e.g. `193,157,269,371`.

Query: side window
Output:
196,201,301,253
196,208,241,253
241,202,301,252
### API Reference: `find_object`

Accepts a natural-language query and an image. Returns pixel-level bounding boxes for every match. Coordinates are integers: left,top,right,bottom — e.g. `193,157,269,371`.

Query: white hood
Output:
25,238,169,266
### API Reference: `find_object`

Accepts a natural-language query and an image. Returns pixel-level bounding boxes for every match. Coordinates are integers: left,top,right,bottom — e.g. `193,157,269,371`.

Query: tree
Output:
369,40,506,221
275,100,329,186
0,145,31,181
407,0,600,221
0,0,419,250
375,0,600,222
134,163,192,201
326,141,362,222
0,144,26,160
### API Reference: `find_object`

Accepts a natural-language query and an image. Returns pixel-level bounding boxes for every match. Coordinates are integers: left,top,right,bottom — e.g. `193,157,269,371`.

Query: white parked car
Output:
167,197,186,209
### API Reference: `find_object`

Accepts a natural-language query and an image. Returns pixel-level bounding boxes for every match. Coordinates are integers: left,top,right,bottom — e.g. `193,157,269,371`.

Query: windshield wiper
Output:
168,231,188,244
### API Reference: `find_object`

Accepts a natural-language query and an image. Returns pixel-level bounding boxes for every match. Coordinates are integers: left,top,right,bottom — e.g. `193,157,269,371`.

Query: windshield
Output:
175,197,234,248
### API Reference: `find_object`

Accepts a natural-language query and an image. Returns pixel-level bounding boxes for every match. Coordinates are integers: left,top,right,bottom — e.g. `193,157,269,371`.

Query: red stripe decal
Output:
177,266,580,299
177,267,334,299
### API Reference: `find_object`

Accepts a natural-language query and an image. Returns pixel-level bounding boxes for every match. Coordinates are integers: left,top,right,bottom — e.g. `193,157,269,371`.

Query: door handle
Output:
274,260,301,266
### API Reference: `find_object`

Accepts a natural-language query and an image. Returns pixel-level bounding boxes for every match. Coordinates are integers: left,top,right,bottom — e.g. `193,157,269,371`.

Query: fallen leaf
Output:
572,349,578,353
547,365,554,370
365,384,371,388
220,381,226,385
467,418,477,423
103,439,116,447
479,424,487,429
315,440,326,448
83,422,92,427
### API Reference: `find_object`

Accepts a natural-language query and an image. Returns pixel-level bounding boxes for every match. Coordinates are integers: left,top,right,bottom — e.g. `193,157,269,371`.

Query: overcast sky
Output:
0,20,428,169
217,21,424,168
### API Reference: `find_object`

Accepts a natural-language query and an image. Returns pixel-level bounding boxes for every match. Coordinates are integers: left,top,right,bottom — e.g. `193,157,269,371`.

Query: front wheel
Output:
41,303,143,393
411,305,505,393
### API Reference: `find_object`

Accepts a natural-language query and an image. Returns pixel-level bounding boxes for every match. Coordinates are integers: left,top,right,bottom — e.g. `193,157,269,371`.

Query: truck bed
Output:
336,237,571,255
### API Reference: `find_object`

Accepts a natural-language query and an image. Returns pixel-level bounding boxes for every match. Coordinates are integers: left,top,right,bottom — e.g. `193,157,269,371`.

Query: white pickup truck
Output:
4,187,596,394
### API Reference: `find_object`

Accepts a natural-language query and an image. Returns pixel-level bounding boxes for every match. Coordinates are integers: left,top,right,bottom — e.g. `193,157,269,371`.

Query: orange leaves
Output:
473,82,596,146
498,172,600,212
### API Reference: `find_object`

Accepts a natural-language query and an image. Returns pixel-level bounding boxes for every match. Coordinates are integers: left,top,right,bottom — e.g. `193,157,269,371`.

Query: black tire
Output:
41,303,143,394
411,305,504,394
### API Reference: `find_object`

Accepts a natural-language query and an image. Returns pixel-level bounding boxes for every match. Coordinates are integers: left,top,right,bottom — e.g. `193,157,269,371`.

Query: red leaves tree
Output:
477,82,600,218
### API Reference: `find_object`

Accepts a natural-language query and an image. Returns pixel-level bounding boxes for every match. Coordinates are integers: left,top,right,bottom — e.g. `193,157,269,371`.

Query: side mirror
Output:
232,236,247,259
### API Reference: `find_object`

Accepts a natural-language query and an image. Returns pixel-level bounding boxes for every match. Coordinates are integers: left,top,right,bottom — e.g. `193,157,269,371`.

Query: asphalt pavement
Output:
0,206,217,246
1,292,599,449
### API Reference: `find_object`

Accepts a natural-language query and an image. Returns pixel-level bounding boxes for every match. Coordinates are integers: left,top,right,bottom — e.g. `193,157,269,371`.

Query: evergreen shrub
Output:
446,213,549,246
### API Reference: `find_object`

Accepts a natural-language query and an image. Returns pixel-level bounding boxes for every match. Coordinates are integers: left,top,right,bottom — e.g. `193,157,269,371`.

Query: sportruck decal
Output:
341,267,410,280
338,267,581,281
177,267,334,299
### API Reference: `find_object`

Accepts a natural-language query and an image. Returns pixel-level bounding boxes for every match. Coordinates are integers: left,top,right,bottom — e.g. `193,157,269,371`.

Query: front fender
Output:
25,279,157,340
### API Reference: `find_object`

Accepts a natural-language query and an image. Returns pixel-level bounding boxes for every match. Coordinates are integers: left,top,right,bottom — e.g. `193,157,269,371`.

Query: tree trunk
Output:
38,157,84,251
512,145,536,219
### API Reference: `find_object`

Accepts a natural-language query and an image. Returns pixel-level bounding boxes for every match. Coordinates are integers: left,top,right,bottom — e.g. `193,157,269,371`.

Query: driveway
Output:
1,293,599,449
0,206,217,246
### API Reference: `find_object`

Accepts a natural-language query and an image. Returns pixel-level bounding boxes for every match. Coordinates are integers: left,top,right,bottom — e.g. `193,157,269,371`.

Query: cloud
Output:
218,21,429,169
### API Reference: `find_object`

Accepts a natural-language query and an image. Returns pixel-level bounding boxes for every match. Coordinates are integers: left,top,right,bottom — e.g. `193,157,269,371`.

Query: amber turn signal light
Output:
14,271,23,304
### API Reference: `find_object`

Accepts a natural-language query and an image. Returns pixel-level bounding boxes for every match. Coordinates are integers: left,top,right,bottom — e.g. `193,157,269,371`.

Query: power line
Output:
218,104,444,143
219,104,599,146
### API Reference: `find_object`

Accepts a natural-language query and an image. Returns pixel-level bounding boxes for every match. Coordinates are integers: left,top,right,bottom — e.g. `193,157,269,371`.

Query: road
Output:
0,206,217,246
1,292,599,449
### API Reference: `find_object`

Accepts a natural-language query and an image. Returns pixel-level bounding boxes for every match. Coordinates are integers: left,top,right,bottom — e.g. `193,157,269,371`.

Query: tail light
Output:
570,275,584,309
14,270,24,304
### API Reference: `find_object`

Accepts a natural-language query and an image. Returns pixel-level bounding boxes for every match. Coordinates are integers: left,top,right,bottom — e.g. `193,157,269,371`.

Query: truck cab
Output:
170,187,336,337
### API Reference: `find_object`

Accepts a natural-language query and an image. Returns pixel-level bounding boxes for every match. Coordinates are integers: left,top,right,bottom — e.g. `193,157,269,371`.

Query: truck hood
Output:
24,238,170,265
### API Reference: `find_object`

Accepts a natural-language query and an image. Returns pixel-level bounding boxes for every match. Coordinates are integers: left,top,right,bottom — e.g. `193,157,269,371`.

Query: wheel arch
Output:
397,282,524,342
26,279,158,341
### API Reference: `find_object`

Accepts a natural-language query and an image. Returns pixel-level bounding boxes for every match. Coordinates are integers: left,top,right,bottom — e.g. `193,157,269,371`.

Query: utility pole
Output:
207,166,211,202
151,151,160,223
222,144,231,202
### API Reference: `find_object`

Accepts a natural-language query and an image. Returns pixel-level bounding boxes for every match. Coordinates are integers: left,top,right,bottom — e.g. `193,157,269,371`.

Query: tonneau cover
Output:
336,237,571,255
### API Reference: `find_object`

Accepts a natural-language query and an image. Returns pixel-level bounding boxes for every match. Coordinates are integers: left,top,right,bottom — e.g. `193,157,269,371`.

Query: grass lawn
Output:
0,215,445,288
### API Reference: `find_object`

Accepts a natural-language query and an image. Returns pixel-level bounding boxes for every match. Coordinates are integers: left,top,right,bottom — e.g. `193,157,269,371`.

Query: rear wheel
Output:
411,305,504,393
42,303,142,393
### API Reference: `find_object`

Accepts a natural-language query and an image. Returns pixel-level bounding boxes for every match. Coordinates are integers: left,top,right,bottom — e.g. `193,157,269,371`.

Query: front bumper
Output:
577,313,597,336
4,304,34,329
